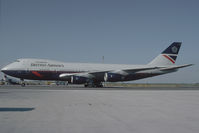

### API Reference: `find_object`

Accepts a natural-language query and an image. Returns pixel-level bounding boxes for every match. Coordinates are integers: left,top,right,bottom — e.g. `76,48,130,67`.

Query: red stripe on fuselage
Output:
163,55,175,64
32,71,43,78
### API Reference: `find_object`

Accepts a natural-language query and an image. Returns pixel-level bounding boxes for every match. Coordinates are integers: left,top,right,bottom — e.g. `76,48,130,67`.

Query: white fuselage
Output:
3,58,146,72
1,58,163,82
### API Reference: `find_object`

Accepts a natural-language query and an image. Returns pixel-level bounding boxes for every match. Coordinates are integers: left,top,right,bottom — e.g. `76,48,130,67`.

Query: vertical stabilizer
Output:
149,42,181,66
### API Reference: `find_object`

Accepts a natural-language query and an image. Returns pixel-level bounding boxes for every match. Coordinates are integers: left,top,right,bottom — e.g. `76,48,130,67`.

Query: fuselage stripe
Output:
32,71,43,78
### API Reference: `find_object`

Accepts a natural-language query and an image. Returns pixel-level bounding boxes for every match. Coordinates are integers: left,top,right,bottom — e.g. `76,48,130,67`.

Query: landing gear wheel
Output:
96,83,103,88
20,79,25,87
84,82,103,88
84,84,88,87
21,83,25,87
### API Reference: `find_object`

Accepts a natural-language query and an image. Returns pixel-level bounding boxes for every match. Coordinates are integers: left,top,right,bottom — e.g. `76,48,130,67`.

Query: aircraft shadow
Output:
0,107,35,112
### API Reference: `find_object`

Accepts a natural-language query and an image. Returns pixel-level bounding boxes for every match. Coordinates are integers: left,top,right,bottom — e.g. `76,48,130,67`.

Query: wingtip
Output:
181,64,194,68
173,42,182,44
188,64,194,66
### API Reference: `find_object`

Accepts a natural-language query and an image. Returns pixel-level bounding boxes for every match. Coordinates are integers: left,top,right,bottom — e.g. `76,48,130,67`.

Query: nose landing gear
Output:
20,79,25,87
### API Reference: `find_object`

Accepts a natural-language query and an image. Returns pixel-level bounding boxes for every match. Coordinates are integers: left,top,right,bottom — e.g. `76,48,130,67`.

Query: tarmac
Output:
0,85,199,133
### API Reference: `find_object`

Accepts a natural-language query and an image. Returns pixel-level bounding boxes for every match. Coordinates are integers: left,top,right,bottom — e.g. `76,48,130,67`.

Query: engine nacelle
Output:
71,76,88,84
104,73,125,82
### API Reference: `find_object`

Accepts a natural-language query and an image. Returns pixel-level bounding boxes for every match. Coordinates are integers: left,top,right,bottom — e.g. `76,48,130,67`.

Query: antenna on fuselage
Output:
102,56,104,63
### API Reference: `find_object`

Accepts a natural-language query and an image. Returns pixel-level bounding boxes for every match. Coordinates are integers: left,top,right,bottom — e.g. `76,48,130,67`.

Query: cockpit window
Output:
15,60,20,62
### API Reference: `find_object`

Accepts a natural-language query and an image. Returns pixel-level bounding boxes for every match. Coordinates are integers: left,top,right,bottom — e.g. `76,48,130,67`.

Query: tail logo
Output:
162,55,175,64
172,46,178,53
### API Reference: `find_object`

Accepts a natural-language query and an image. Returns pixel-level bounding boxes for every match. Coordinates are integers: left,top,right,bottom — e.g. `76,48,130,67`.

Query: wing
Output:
59,67,159,79
59,64,193,80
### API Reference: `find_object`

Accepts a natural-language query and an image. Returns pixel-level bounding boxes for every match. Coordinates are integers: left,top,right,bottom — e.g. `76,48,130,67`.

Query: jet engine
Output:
104,72,125,82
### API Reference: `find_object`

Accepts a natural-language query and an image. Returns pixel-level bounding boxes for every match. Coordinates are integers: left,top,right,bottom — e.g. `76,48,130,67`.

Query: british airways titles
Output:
31,63,64,67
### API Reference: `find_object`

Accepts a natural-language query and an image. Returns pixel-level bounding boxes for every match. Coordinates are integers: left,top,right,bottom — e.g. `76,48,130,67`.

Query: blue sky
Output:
0,0,198,83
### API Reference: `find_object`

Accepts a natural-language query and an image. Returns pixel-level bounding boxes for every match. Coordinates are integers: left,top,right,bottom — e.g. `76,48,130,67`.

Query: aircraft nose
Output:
1,66,8,73
1,64,12,74
1,64,15,77
1,63,18,77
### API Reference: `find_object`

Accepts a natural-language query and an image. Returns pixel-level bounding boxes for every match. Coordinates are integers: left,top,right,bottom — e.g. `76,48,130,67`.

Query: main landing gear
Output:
84,82,103,88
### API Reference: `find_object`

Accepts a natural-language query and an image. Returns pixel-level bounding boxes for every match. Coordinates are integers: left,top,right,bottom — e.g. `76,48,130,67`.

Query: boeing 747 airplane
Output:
1,42,193,87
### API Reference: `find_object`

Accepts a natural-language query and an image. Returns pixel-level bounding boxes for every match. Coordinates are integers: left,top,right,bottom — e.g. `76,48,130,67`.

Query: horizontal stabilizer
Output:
160,64,194,71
